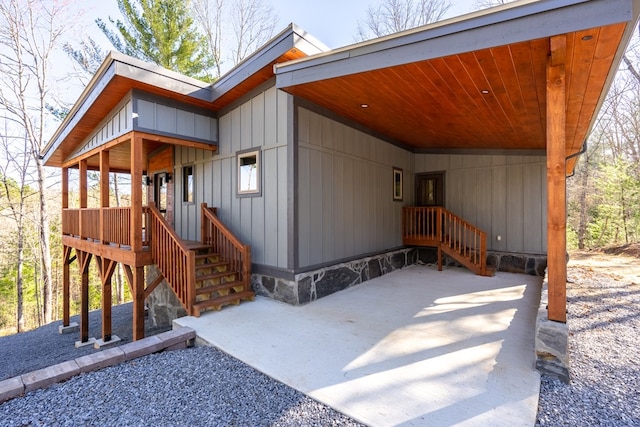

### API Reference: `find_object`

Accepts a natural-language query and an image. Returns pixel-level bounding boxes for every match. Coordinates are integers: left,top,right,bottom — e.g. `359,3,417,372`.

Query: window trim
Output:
182,164,195,204
236,148,262,197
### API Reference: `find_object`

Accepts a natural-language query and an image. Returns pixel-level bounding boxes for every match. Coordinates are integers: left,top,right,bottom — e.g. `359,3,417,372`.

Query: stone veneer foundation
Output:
253,248,418,305
534,269,570,383
146,247,549,327
146,265,187,327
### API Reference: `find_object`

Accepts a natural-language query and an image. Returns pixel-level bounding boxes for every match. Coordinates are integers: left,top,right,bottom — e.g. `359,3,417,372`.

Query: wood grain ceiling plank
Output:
507,39,547,147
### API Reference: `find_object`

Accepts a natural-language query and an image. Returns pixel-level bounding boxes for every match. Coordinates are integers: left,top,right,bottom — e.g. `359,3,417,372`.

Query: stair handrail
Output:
148,202,196,314
402,206,488,276
201,203,252,293
439,208,487,275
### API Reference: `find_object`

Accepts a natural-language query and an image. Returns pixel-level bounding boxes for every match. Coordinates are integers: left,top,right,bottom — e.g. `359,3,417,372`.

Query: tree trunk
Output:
16,226,25,333
577,164,590,249
35,156,53,324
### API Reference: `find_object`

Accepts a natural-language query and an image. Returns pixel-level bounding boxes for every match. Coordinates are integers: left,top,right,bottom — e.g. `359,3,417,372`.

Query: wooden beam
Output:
546,35,567,323
79,160,87,240
61,167,69,209
143,272,165,300
130,133,144,252
96,256,117,342
61,235,153,266
78,251,93,343
100,150,110,244
62,246,72,327
132,267,145,341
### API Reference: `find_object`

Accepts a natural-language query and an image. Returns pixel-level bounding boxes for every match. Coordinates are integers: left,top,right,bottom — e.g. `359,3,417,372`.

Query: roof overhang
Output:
275,0,640,172
44,24,328,168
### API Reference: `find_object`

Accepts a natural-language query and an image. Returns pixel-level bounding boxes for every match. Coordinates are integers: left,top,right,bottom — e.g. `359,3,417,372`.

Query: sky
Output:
86,0,479,50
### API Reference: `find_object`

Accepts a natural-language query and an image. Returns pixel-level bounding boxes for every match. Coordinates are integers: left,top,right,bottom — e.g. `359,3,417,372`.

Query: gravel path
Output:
535,261,640,426
0,346,364,427
0,303,170,381
0,304,364,426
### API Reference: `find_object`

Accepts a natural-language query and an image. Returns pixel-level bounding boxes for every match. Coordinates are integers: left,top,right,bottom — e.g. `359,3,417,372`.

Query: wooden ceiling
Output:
281,23,627,163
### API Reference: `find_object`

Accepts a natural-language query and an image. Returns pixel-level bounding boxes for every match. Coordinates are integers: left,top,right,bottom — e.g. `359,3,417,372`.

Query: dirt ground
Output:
569,244,640,285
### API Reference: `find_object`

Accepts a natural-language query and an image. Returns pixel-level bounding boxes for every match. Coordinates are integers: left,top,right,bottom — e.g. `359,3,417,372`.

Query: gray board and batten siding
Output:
70,90,218,162
173,86,291,269
296,107,414,269
415,153,547,255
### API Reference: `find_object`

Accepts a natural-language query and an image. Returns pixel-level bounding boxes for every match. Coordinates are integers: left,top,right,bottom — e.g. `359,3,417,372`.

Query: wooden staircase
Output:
190,243,254,316
402,206,494,277
147,203,254,317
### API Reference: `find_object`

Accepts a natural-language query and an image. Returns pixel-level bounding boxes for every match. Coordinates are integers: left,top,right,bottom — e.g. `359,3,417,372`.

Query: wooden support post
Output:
547,35,568,323
79,160,88,239
62,246,71,327
100,150,110,244
130,134,144,252
78,251,92,343
96,256,117,342
62,167,69,209
132,266,145,341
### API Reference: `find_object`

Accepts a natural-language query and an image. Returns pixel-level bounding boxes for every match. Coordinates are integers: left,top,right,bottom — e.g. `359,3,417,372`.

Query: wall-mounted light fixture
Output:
142,175,150,186
166,173,172,183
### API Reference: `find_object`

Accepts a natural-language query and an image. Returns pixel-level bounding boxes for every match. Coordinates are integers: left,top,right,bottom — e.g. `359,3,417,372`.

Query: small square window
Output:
183,165,194,203
237,150,260,196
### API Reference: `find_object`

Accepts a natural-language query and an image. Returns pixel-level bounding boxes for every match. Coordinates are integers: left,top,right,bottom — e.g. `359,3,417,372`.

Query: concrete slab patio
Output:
175,265,542,427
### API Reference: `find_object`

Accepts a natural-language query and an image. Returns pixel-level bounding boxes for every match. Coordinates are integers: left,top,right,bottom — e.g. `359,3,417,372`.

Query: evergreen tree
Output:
97,0,215,81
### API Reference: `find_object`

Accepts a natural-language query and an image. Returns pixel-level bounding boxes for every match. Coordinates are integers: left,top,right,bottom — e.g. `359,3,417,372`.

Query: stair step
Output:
196,280,245,296
195,271,238,282
195,252,220,260
195,261,229,271
192,290,255,316
185,242,214,251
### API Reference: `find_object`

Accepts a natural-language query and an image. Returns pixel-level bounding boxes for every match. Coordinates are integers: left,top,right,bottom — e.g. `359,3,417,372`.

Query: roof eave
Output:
275,0,639,87
210,23,329,104
43,52,212,166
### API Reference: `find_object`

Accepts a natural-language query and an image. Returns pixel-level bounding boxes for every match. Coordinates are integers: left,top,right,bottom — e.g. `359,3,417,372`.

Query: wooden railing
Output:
148,203,196,314
201,203,252,293
402,207,488,276
62,207,150,248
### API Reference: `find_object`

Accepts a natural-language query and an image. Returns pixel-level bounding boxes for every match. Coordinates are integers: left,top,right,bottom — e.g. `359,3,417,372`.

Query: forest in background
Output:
1,0,639,335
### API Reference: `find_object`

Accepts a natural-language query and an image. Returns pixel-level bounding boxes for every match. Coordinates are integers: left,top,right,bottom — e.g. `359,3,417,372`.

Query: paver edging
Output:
0,327,195,404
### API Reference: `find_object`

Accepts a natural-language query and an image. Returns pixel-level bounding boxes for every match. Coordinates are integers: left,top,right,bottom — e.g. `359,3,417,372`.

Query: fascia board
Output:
275,0,636,87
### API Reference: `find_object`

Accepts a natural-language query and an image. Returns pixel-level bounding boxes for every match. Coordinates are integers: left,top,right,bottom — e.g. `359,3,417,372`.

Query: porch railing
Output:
201,203,252,293
148,203,195,314
61,207,150,248
402,206,488,276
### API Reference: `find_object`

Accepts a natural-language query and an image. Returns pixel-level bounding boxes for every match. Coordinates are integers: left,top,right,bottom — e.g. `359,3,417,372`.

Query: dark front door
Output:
154,172,168,215
416,172,444,207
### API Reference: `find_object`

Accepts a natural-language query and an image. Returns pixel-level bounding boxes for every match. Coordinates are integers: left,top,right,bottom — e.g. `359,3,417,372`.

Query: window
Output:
183,165,194,203
237,149,260,196
393,167,403,201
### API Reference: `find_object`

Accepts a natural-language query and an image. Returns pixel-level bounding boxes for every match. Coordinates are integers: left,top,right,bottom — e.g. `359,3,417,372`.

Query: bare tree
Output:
0,0,75,324
230,0,278,65
192,0,278,78
0,124,32,332
473,0,516,10
193,0,225,78
356,0,451,41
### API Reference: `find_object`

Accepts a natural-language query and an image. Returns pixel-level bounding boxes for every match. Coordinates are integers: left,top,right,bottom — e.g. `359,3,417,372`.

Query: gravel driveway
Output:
1,253,639,426
535,253,640,426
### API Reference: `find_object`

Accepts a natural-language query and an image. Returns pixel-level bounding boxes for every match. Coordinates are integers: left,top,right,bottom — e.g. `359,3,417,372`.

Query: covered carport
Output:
274,0,639,325
273,0,640,380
